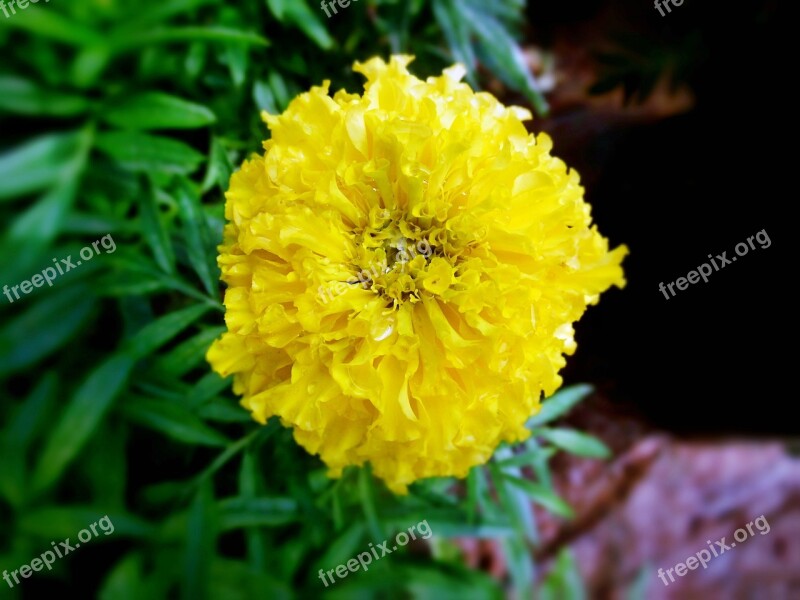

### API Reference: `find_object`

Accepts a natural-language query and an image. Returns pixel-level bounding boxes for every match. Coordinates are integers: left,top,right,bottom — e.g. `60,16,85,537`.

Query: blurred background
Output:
1,0,797,598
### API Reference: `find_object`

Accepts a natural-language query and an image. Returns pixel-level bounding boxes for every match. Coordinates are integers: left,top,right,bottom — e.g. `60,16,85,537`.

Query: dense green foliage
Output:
0,1,599,597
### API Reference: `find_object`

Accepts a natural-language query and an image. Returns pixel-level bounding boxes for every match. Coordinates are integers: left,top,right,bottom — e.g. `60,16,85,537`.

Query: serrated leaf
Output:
103,92,216,130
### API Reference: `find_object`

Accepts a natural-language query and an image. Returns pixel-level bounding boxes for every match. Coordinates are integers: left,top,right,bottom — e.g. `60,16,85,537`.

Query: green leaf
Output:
277,1,334,50
217,496,299,530
153,327,225,378
539,548,587,600
4,7,102,46
139,181,177,274
495,446,557,469
469,10,548,115
0,76,91,117
95,131,205,175
70,45,112,88
3,374,56,450
202,136,235,193
6,179,80,249
358,466,384,540
99,553,147,600
122,397,230,447
184,484,217,600
432,0,478,79
502,475,574,519
490,454,537,545
526,384,594,428
432,0,548,115
501,536,535,600
100,255,219,306
103,92,217,130
175,181,219,295
314,522,366,574
0,374,57,507
400,564,505,600
197,398,251,423
18,507,154,540
253,79,279,114
239,451,267,570
0,132,81,200
265,0,288,20
0,287,95,378
222,41,249,87
208,559,292,599
537,428,611,459
113,27,270,53
119,0,219,32
121,303,211,359
31,355,136,494
267,71,291,111
190,372,234,406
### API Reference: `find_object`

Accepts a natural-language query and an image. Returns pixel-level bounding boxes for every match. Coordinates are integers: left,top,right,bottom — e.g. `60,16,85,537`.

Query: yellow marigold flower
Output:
207,55,627,494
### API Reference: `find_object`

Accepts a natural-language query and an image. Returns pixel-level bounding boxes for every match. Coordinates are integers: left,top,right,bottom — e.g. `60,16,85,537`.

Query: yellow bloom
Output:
207,55,627,493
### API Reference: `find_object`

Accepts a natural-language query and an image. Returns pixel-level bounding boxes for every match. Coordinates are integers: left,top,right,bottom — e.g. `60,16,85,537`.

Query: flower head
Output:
207,56,627,493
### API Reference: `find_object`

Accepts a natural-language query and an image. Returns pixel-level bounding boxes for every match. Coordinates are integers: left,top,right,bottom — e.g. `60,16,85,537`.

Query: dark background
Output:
532,0,791,433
